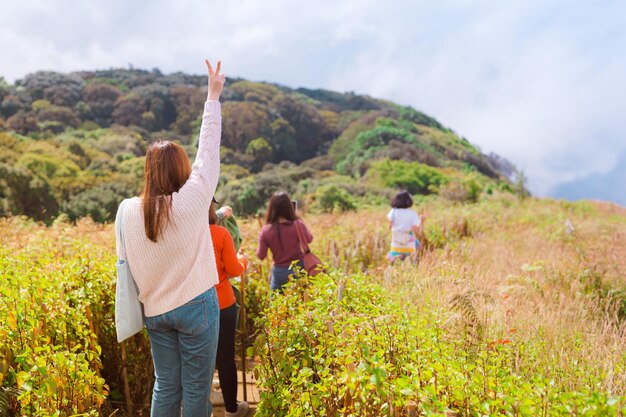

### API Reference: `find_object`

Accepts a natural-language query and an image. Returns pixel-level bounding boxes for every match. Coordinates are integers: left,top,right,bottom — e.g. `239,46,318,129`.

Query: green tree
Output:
6,111,38,134
314,184,356,213
0,163,58,220
229,80,281,104
63,180,138,222
1,95,28,118
367,159,448,195
21,71,84,104
272,94,330,162
514,169,530,200
269,118,296,162
246,137,273,172
36,105,81,132
221,101,271,151
169,85,205,135
16,153,81,180
112,95,145,126
84,82,122,126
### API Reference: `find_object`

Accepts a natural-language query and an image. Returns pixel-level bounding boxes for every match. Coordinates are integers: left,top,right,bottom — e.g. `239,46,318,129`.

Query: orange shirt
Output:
209,225,248,310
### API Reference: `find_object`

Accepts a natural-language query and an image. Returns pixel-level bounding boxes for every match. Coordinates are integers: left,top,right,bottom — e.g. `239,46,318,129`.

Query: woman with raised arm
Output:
115,59,225,417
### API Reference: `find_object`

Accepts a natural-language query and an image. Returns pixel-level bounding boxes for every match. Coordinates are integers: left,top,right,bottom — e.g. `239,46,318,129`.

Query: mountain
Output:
552,153,626,207
0,68,517,222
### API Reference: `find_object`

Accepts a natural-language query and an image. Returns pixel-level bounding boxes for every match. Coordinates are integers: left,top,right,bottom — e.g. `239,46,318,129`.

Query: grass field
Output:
1,195,625,416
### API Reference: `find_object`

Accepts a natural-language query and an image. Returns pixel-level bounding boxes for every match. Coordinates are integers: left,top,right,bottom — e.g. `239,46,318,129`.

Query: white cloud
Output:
1,0,625,197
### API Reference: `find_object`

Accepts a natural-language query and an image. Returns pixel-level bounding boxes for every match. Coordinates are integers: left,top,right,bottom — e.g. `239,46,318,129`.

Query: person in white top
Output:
386,190,424,263
115,59,225,417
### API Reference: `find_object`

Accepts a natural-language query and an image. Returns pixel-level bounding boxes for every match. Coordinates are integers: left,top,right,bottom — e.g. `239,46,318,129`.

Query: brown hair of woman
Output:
265,191,298,224
141,140,191,242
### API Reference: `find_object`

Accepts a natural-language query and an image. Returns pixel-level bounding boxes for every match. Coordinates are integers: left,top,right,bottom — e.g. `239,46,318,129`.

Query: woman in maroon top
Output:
256,191,313,291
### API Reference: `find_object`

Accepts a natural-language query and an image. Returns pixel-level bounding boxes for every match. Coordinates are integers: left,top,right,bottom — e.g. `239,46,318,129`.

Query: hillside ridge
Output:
0,68,518,221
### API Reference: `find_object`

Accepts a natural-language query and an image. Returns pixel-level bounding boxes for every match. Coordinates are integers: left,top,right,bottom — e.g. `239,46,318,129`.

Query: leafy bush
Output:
36,105,81,132
440,174,483,203
221,101,271,152
1,198,625,416
16,152,81,179
254,271,626,416
313,184,356,213
228,81,281,104
63,179,139,222
367,159,449,195
6,111,39,135
398,106,443,129
220,162,314,215
1,218,166,414
336,125,418,176
272,94,331,162
0,163,58,220
90,127,146,158
246,137,273,172
0,223,109,415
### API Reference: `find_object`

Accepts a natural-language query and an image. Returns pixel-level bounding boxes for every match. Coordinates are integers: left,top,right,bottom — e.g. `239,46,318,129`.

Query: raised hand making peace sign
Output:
205,59,225,101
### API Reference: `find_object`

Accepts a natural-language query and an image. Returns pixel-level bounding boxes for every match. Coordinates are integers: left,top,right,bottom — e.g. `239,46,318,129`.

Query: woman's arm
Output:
413,212,426,238
216,206,233,222
179,60,226,201
256,230,268,260
221,231,247,277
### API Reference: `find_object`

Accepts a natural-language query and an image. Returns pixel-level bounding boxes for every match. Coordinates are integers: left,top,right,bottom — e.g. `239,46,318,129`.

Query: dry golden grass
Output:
3,195,623,402
255,197,626,398
237,196,626,396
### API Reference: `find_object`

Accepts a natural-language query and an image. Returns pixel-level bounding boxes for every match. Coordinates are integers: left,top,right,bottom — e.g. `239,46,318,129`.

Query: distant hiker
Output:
115,59,225,416
208,200,250,417
256,191,313,292
387,190,424,263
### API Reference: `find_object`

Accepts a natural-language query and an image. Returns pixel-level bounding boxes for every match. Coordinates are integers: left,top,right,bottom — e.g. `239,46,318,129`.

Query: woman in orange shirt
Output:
209,200,249,417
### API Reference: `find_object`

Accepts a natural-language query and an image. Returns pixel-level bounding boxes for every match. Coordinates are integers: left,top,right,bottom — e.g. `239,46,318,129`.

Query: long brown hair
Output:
265,191,298,224
141,140,191,242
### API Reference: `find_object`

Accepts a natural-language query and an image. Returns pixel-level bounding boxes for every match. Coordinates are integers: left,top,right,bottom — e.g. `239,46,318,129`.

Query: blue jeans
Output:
144,287,220,417
270,261,303,292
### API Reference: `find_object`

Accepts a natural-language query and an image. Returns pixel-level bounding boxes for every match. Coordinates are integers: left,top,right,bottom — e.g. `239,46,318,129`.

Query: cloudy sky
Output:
2,0,625,200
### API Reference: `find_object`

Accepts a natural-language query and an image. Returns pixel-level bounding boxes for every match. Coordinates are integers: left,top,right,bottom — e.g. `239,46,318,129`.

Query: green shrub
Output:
246,137,273,172
254,271,626,417
0,228,109,415
440,174,483,203
0,163,58,220
313,184,356,213
63,179,138,222
367,159,448,195
220,162,314,216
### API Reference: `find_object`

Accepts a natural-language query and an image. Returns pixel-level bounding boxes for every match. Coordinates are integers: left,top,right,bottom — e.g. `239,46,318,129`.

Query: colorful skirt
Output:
387,239,421,261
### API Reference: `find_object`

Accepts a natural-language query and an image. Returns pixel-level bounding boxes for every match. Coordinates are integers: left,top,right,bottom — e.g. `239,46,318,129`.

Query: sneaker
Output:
225,401,250,417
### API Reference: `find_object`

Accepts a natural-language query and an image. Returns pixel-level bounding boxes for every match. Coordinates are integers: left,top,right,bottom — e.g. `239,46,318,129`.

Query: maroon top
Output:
256,220,313,267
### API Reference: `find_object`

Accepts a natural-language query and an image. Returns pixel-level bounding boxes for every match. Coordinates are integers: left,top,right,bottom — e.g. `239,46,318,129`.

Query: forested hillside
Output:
0,69,517,221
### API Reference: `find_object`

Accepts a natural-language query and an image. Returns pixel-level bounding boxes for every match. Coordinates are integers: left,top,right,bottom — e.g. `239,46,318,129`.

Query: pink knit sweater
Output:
115,100,221,317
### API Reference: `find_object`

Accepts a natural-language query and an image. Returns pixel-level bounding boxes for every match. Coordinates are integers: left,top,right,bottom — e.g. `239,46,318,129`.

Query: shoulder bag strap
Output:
294,220,310,254
115,199,127,261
